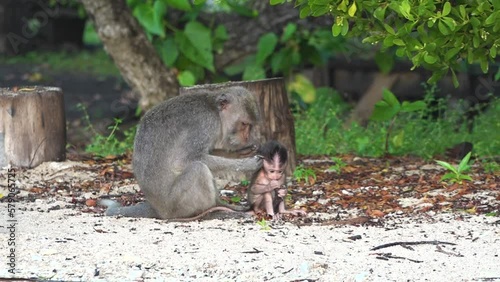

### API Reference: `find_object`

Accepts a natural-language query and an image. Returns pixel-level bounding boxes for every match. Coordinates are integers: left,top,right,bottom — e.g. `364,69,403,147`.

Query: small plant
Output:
328,157,346,173
77,103,136,157
293,164,317,185
483,161,500,174
256,218,271,231
230,196,242,204
370,89,426,155
240,179,250,186
435,152,473,184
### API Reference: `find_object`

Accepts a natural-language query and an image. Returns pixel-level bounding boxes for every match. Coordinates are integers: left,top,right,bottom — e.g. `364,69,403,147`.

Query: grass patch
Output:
294,86,500,158
0,48,119,77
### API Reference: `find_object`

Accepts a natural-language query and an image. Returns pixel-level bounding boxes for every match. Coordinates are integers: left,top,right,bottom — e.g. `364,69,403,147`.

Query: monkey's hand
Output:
276,187,287,198
236,155,263,172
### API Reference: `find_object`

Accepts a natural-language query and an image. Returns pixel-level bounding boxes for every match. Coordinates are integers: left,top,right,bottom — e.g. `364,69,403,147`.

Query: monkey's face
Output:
263,157,285,181
217,90,262,152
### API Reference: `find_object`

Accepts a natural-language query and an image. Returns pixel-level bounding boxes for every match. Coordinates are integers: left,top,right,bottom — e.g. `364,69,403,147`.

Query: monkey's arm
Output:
202,154,261,174
276,187,306,216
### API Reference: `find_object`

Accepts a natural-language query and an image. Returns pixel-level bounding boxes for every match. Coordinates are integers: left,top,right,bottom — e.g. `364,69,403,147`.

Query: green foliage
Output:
125,0,224,84
256,218,271,230
435,152,473,184
0,50,119,77
294,85,500,158
240,179,250,186
370,89,426,155
293,164,317,184
328,157,346,173
482,161,500,173
77,104,136,157
277,0,500,85
226,24,346,84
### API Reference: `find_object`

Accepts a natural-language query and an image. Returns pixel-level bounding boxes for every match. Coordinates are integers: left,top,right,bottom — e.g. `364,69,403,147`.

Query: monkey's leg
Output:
161,161,219,219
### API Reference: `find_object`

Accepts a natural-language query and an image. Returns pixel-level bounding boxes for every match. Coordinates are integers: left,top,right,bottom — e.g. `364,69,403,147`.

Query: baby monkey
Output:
249,140,306,219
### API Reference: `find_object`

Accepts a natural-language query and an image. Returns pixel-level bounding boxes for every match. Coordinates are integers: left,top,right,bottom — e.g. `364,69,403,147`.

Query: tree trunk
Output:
180,78,297,174
80,0,179,110
0,86,66,168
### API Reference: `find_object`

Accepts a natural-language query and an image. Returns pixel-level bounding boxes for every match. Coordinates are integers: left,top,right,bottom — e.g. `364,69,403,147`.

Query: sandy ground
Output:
0,198,499,282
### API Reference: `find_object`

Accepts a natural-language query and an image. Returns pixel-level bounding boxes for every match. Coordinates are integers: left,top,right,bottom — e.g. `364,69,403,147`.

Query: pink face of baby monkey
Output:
262,154,285,181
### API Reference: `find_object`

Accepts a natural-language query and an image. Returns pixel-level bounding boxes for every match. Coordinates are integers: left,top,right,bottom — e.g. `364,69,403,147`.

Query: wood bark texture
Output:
0,86,66,168
180,78,297,174
80,0,179,110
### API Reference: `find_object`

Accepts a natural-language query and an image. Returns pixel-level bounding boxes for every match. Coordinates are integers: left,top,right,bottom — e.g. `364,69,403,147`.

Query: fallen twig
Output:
436,245,463,257
242,247,262,254
373,252,423,263
371,240,456,251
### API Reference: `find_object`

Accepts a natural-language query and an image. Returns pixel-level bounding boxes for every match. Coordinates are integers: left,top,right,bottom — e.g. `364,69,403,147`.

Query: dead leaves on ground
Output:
5,154,499,221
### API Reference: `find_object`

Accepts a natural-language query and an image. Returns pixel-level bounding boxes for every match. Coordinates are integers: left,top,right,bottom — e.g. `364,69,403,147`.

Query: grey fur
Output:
105,87,262,219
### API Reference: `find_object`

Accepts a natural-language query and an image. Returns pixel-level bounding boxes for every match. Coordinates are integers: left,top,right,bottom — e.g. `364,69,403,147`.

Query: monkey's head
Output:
215,87,262,153
259,140,287,180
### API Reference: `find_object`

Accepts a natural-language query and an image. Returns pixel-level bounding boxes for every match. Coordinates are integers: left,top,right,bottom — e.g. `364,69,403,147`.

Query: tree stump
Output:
180,78,297,174
0,86,66,168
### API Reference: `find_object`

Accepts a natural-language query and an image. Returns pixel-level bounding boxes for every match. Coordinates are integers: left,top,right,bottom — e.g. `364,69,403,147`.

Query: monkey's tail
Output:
98,199,159,218
170,206,251,222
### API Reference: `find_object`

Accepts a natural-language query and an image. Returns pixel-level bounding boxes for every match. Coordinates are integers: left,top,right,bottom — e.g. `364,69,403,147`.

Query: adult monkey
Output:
103,87,263,219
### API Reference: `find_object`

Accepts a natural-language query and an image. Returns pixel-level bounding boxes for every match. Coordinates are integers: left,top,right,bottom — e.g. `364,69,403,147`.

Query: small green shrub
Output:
435,152,473,184
78,103,136,157
293,164,317,184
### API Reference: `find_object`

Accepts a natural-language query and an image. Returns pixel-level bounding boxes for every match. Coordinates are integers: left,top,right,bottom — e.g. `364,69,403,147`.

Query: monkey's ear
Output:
217,93,231,111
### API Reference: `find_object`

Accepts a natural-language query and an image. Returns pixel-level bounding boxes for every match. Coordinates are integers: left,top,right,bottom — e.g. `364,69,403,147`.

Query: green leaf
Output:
177,70,196,86
133,2,166,37
243,64,266,80
485,11,498,26
288,74,316,103
442,2,451,17
445,47,460,61
165,0,191,11
383,24,396,35
435,160,458,174
400,0,413,20
374,6,386,22
374,51,394,74
424,53,438,64
256,33,278,65
382,89,401,108
371,101,399,121
438,21,449,35
459,5,466,19
270,0,285,4
451,69,459,88
393,38,405,46
332,22,342,36
490,46,497,59
299,6,311,18
193,0,206,4
214,25,228,41
341,17,349,36
458,152,472,172
401,100,426,112
440,172,458,182
281,23,297,42
175,21,215,72
480,56,489,73
391,130,405,148
156,38,178,67
459,175,473,181
348,2,357,17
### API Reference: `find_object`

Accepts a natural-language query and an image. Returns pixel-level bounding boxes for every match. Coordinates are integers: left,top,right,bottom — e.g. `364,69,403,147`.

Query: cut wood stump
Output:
0,86,66,168
180,78,297,174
